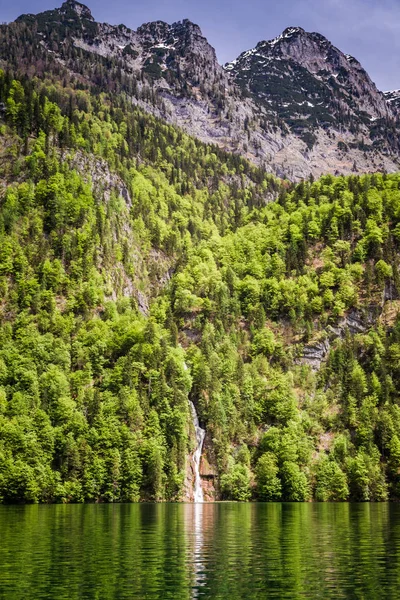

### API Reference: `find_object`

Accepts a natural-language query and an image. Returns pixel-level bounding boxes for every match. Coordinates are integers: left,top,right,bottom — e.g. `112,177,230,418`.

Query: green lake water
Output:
1,502,400,599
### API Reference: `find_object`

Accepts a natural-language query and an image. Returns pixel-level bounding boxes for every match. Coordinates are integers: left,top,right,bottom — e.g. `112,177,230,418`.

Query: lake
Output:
1,502,400,599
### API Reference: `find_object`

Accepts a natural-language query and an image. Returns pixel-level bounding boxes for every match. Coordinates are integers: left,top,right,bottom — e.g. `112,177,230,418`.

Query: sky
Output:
1,0,400,91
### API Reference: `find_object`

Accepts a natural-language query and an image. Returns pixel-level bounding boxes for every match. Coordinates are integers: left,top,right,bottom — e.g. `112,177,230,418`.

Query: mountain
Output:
3,0,399,179
2,1,400,505
225,27,391,144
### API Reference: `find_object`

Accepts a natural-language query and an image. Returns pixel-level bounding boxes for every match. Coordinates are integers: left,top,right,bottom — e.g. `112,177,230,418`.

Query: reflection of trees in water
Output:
1,504,400,599
183,503,400,600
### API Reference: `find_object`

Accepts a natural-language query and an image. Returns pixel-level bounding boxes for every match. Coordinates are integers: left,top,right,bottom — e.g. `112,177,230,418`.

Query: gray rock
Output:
300,308,376,370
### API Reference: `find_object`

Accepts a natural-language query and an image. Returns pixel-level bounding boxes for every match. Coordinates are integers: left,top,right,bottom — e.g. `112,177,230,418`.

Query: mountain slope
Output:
2,0,399,180
224,26,400,178
2,3,400,505
225,27,391,141
0,68,283,503
2,67,400,503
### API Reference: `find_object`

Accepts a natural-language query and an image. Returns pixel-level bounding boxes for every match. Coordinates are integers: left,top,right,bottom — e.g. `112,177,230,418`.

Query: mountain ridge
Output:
7,0,400,179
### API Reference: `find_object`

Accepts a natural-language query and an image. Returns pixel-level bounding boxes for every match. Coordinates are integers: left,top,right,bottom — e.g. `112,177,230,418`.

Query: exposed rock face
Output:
182,424,218,502
226,27,391,128
301,338,331,371
58,150,176,314
11,2,400,180
384,90,400,117
182,455,196,502
300,308,377,370
225,26,400,178
199,432,218,502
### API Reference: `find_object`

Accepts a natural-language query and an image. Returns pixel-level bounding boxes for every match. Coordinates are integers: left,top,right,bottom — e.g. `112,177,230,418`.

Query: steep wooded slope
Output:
2,68,400,502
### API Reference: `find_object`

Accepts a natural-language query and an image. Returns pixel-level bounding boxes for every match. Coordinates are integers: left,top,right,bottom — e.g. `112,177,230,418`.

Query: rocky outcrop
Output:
61,0,94,21
384,90,400,116
300,308,377,370
301,338,331,371
200,432,218,501
63,150,132,206
182,425,218,502
182,455,196,502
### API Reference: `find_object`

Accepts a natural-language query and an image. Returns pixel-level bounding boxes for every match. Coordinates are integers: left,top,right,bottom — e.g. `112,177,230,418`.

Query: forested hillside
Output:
2,54,400,503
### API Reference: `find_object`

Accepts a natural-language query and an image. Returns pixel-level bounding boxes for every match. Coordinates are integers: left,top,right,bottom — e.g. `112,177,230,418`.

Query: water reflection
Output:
193,503,205,596
184,503,206,597
1,503,400,599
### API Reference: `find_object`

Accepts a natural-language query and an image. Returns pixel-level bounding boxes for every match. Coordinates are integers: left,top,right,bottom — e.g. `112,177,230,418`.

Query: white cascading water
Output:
189,401,206,503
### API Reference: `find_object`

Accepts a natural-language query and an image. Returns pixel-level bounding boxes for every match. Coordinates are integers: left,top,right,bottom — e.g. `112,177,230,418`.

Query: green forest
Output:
2,55,400,504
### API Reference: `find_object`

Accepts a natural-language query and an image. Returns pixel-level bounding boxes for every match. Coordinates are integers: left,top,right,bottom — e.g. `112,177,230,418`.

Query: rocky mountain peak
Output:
227,26,367,79
173,19,203,35
136,20,171,41
16,0,97,34
281,26,305,37
225,25,391,141
136,18,204,50
60,0,94,21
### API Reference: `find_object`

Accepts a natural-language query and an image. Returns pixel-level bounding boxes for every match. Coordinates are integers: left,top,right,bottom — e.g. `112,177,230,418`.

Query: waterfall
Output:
189,401,206,503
